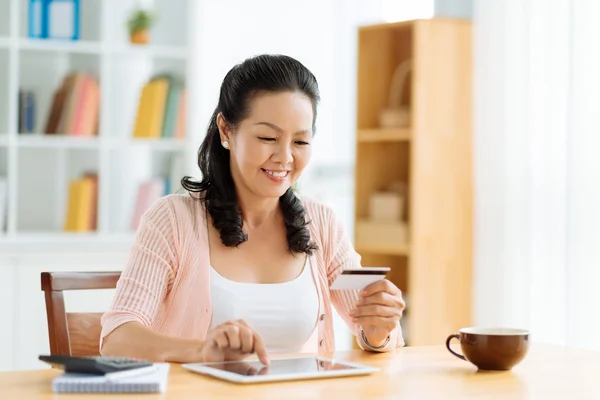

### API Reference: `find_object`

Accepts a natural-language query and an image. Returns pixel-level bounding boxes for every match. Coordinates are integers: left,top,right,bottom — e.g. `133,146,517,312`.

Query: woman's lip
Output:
261,169,289,181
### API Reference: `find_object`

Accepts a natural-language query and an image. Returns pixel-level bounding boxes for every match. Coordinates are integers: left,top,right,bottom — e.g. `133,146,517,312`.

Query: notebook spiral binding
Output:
53,380,160,393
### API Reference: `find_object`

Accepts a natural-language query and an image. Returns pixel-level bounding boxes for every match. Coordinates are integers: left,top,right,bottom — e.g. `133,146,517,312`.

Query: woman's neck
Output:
237,192,281,229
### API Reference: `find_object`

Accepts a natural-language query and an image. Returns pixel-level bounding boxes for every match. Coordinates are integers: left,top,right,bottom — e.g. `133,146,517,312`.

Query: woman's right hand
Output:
199,319,270,365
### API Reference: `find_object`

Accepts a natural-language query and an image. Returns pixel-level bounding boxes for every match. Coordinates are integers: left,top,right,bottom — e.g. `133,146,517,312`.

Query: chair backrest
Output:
41,271,121,356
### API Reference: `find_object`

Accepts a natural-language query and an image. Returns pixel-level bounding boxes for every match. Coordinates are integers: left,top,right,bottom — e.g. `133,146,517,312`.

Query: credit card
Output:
330,267,390,290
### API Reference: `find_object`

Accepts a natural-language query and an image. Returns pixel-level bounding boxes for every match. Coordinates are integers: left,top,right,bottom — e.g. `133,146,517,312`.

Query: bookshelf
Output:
0,0,196,248
354,19,473,346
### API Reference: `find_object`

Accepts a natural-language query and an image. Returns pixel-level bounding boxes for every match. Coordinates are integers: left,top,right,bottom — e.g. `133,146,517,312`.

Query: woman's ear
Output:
216,113,231,143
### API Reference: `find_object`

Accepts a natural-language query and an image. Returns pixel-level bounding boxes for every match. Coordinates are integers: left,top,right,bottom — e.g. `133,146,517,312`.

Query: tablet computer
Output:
182,356,379,384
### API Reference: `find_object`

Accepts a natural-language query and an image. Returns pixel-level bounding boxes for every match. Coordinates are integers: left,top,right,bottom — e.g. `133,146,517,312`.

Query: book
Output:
45,71,100,136
28,0,80,40
52,363,169,394
174,89,187,139
130,179,166,230
158,74,184,138
63,174,98,232
132,78,169,139
18,89,36,133
132,75,187,139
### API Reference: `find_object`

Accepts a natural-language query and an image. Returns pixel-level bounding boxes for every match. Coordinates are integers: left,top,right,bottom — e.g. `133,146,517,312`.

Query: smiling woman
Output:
184,55,320,253
99,54,406,365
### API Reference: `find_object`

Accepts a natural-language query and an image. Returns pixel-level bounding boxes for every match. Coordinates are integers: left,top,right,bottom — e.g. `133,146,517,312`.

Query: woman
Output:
100,54,405,365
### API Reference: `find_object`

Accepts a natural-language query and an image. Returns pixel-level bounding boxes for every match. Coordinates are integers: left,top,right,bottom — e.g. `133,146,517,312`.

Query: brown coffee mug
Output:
446,327,530,370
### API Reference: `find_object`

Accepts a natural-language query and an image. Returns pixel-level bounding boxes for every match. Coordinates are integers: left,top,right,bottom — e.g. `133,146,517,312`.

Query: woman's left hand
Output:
350,279,405,347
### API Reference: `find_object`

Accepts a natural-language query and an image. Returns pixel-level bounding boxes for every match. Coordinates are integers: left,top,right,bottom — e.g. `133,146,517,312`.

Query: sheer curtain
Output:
473,0,600,350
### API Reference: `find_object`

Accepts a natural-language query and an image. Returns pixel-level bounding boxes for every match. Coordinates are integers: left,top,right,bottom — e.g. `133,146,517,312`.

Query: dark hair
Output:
181,54,320,255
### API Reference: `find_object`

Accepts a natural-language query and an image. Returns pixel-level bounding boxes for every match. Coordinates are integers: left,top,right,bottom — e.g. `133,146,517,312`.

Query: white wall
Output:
195,0,357,170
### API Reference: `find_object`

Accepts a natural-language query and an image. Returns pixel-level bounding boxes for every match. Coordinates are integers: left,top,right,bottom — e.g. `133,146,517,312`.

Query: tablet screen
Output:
202,357,359,377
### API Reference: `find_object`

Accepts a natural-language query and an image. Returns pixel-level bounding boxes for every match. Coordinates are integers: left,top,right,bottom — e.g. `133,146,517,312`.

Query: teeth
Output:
266,170,288,177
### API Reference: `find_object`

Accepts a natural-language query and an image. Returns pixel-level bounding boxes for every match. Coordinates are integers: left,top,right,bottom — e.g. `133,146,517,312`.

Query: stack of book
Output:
132,74,187,139
63,173,98,232
45,71,100,136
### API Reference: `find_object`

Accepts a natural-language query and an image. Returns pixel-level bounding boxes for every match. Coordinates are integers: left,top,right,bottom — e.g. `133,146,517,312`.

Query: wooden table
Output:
1,344,599,399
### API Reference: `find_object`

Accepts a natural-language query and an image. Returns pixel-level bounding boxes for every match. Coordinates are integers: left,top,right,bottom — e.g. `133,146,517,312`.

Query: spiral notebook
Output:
52,363,170,393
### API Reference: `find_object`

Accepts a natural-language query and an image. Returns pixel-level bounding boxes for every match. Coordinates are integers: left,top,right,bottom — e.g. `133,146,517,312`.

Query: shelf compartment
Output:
357,128,411,142
104,0,189,49
20,51,101,137
107,149,185,234
108,56,187,140
357,22,413,131
355,141,410,220
16,147,99,233
19,0,102,42
355,219,409,256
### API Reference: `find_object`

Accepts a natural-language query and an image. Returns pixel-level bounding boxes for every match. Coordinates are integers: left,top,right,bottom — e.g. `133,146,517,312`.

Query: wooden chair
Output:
41,271,121,356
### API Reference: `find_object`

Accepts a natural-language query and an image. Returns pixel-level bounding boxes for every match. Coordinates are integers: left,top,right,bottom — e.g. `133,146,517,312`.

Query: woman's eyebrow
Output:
253,121,310,135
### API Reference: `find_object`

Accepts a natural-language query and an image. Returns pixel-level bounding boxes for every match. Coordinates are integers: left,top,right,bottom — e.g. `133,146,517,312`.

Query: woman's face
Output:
218,91,314,200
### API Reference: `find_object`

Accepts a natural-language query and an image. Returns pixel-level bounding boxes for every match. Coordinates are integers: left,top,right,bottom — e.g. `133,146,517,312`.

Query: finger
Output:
252,331,270,365
236,319,250,328
358,292,395,307
352,315,399,331
351,304,398,319
236,320,270,364
239,326,254,354
213,331,229,349
361,279,401,298
235,319,256,352
224,325,242,350
360,292,406,314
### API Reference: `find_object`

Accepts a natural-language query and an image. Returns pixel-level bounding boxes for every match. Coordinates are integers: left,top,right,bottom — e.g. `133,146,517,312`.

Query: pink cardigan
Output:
100,194,404,354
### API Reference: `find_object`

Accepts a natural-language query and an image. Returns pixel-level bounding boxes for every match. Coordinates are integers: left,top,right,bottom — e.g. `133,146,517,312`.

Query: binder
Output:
51,363,170,393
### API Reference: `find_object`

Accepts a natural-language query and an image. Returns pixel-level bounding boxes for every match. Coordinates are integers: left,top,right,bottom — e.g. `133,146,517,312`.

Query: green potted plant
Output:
127,8,157,45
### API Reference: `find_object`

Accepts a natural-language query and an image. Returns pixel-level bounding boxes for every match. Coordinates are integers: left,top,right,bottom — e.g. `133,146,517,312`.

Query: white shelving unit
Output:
0,0,197,251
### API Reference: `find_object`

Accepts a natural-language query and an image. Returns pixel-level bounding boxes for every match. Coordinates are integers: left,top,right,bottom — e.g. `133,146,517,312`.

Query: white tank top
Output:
208,258,319,354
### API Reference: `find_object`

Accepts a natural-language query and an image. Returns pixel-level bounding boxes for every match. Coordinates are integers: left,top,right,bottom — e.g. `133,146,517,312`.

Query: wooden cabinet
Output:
354,18,473,346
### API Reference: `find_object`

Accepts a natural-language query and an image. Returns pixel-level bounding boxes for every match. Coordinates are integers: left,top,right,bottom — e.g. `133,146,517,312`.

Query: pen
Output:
105,365,158,381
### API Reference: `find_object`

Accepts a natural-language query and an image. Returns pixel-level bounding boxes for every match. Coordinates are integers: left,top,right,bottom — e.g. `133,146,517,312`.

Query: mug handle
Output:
445,333,466,361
